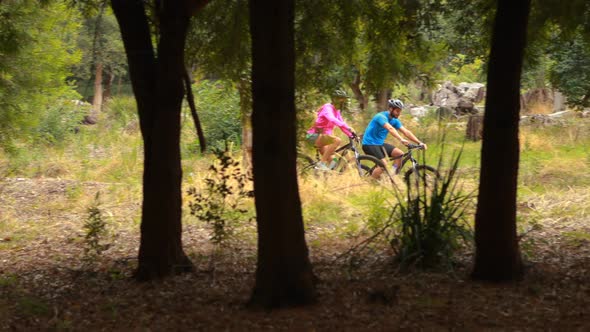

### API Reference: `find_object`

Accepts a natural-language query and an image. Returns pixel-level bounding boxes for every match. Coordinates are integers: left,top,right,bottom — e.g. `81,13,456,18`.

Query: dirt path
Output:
1,177,589,330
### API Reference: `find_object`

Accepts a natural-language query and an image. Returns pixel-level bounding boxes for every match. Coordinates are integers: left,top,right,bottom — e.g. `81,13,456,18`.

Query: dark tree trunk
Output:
111,0,192,281
248,0,317,308
471,0,530,281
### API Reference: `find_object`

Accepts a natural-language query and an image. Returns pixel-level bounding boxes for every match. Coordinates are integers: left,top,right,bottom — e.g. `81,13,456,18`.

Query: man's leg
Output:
390,148,404,173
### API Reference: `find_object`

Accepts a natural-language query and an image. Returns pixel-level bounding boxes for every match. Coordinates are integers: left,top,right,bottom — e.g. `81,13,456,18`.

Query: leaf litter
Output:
0,177,589,330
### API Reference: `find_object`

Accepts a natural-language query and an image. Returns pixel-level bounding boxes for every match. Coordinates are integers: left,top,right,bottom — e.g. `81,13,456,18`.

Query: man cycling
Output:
306,89,356,170
362,98,427,179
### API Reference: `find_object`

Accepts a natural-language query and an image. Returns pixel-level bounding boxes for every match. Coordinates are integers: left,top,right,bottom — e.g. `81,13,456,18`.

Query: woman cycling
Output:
306,89,356,170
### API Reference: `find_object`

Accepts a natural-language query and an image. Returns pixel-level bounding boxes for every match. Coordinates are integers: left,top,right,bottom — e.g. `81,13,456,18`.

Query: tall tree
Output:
471,0,530,281
73,6,127,118
110,0,207,281
248,0,316,308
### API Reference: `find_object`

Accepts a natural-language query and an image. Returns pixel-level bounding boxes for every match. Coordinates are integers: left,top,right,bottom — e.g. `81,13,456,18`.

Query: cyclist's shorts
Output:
362,143,395,160
306,133,335,146
305,133,319,144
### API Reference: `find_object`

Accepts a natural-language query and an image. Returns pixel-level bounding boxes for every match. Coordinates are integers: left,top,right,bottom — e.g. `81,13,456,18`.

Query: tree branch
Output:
183,69,206,152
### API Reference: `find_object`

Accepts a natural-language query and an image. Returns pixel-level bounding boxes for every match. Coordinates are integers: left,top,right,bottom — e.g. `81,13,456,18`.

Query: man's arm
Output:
383,123,409,145
399,127,427,149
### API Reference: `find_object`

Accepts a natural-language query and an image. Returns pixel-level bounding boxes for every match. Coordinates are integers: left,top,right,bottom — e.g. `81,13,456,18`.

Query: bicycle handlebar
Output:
406,143,425,150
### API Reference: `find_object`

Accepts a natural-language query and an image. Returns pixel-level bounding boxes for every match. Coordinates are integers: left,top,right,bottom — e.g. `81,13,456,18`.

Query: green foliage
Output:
364,189,393,234
103,96,138,130
83,192,109,264
191,80,242,151
549,32,590,108
444,54,486,84
389,148,474,269
188,0,250,81
187,145,254,245
0,1,83,148
34,101,87,146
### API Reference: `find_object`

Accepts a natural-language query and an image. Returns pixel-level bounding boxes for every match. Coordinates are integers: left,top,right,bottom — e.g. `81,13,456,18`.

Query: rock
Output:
409,106,428,118
456,82,486,103
432,81,485,115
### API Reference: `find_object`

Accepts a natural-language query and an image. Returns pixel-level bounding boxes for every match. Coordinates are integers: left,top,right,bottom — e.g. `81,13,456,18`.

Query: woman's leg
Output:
315,135,340,164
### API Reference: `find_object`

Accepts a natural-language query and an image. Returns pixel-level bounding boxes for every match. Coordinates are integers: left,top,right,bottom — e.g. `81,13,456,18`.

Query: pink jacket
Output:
306,103,353,137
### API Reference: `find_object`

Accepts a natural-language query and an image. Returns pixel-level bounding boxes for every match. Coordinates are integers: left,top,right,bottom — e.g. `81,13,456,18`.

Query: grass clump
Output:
388,147,474,269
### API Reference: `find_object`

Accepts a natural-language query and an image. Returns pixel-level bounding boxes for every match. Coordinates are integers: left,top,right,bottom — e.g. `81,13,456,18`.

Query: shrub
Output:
82,192,110,265
186,144,254,245
103,96,138,131
191,80,242,151
35,101,86,145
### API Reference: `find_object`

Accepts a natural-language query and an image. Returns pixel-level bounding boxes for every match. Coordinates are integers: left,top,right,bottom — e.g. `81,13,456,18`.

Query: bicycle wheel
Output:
355,155,386,177
297,153,317,176
404,165,440,189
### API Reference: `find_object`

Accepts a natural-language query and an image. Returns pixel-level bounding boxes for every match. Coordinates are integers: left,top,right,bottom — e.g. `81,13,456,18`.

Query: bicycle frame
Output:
340,138,366,176
301,137,363,173
392,145,423,175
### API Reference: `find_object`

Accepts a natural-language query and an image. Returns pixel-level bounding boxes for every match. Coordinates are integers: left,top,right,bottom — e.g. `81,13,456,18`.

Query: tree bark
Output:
466,115,483,141
111,0,193,281
375,89,391,111
91,62,103,120
238,78,253,171
349,71,368,111
471,0,530,282
103,70,115,101
248,0,317,308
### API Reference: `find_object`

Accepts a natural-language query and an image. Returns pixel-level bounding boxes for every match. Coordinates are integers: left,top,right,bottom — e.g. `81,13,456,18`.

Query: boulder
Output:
432,81,485,115
521,88,567,114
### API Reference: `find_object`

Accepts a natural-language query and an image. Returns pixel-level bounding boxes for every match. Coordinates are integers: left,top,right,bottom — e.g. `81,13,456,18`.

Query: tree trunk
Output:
103,71,115,101
466,115,483,141
91,62,103,121
349,71,368,111
375,89,391,111
471,0,530,282
248,0,316,308
111,0,193,281
238,78,253,171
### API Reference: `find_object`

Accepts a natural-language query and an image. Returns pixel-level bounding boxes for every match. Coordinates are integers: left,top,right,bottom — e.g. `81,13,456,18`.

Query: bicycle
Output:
297,136,388,177
360,144,440,188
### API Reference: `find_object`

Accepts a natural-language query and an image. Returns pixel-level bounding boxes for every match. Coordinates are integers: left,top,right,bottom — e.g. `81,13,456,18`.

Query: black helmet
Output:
332,89,349,98
387,98,404,109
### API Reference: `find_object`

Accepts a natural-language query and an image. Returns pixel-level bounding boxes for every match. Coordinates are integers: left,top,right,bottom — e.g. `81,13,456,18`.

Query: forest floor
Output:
1,177,589,331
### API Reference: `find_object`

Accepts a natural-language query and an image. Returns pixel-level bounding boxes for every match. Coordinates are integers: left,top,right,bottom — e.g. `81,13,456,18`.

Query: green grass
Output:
563,231,590,246
0,95,589,261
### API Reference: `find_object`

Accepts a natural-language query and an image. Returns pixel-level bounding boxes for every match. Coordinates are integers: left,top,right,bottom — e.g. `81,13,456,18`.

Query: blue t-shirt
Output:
362,111,402,145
